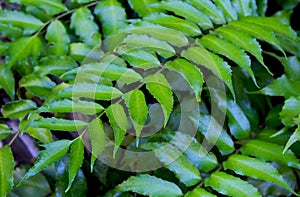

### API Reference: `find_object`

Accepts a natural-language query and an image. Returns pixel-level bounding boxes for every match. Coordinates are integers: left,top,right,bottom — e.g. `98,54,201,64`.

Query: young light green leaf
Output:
231,0,252,17
280,97,300,126
284,126,300,154
0,124,14,141
70,7,101,46
223,154,296,195
39,99,104,115
213,0,238,21
89,118,106,171
106,103,128,157
0,146,14,197
0,10,43,35
94,0,126,36
188,0,225,24
127,0,159,16
56,83,123,101
165,58,204,102
185,188,216,197
145,143,201,187
205,171,261,197
144,13,201,36
124,90,148,146
24,127,53,144
144,73,173,127
29,118,87,131
198,34,257,87
45,20,70,56
6,35,42,68
69,43,93,62
66,137,85,192
240,140,300,169
117,174,182,197
182,46,234,98
19,140,72,185
122,34,175,58
149,1,213,30
0,64,15,100
2,100,36,119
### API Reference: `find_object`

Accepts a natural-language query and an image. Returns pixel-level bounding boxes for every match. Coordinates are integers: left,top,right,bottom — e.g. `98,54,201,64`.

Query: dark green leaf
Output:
29,118,87,131
127,0,159,16
0,64,15,100
284,125,300,154
0,146,14,197
2,100,36,119
280,97,300,126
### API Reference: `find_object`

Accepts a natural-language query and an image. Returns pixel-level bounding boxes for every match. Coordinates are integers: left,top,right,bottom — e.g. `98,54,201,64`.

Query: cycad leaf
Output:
2,100,36,119
124,90,148,146
232,0,252,17
165,58,204,102
7,35,42,68
29,118,87,131
70,7,101,46
144,13,201,36
144,73,173,127
39,99,104,115
185,188,216,197
149,1,213,30
19,140,72,185
0,10,43,35
89,118,106,171
56,83,123,101
280,97,300,126
205,171,261,197
106,103,128,157
126,24,188,47
181,46,234,98
241,140,300,170
117,174,182,197
223,154,296,194
213,0,238,21
188,0,225,24
66,137,85,192
144,142,201,187
94,0,126,36
127,0,159,16
0,64,15,100
0,146,14,197
45,20,70,56
122,34,175,58
198,34,257,87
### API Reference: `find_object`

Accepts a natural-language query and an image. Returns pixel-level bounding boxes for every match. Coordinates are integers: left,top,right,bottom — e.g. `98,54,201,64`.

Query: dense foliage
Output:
0,0,300,196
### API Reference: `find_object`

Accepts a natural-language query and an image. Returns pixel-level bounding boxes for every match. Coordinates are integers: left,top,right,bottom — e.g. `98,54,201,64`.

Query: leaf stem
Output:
8,130,20,146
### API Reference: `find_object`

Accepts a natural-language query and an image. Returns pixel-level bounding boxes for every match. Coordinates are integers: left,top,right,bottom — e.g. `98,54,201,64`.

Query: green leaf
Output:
6,35,42,68
106,103,128,157
205,171,261,197
19,140,72,185
185,188,216,197
182,46,234,98
34,56,78,76
24,127,53,144
45,20,70,56
188,0,225,24
124,90,148,146
67,137,85,192
223,154,296,194
144,73,173,127
0,64,15,100
0,24,23,40
232,0,252,17
0,10,43,35
69,43,93,62
198,34,257,87
145,142,201,187
0,146,14,197
56,83,123,101
89,118,106,171
2,100,36,119
165,58,204,102
126,23,188,47
39,99,104,115
122,34,175,58
94,0,126,36
280,97,300,126
149,1,213,30
127,0,159,16
144,13,201,36
29,118,87,131
117,174,182,197
240,140,300,169
198,113,235,155
212,0,237,21
284,126,300,154
10,0,67,16
0,124,14,141
70,7,101,46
